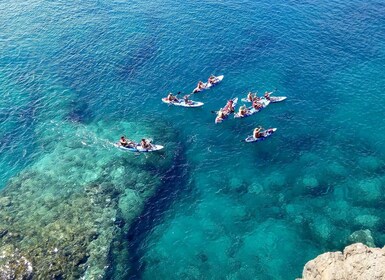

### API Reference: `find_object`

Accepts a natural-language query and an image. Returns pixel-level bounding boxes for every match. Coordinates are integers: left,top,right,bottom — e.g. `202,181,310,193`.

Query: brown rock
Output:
298,243,385,280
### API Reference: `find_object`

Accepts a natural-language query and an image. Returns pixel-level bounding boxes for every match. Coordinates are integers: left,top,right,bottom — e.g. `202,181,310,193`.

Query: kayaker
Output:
193,81,205,93
119,136,128,147
208,75,216,84
183,95,192,104
247,92,256,102
252,99,263,110
253,126,264,139
238,105,248,116
264,91,273,100
215,111,225,123
119,136,135,147
216,108,226,119
167,92,178,102
223,99,235,113
140,139,152,149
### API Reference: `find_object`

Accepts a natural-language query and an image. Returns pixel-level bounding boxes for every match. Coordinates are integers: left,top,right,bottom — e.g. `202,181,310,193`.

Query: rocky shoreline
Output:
0,120,177,279
297,243,385,280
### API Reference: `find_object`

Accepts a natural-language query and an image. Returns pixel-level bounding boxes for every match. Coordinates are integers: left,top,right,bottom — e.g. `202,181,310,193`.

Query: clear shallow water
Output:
1,0,385,279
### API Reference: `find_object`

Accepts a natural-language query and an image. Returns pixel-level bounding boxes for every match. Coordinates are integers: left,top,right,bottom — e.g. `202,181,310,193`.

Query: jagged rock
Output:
297,243,385,280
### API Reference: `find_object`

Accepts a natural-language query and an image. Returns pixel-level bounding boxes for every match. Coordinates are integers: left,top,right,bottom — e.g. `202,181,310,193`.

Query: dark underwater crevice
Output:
105,135,193,280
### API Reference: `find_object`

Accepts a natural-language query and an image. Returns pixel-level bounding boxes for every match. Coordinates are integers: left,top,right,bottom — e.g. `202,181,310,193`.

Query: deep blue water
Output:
1,0,385,279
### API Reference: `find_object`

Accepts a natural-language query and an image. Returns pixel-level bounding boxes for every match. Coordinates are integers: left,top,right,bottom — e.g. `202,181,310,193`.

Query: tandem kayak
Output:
234,98,270,118
244,128,277,143
116,143,164,152
162,98,204,107
241,96,286,103
215,97,238,124
193,75,224,93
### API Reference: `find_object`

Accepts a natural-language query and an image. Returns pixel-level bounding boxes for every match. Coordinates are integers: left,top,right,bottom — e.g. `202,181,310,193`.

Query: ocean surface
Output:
1,0,385,279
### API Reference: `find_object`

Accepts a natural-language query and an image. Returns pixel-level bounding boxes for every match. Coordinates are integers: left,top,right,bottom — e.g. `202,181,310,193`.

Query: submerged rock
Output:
326,161,348,178
0,244,33,280
350,178,382,205
297,243,385,280
358,156,382,172
348,230,375,247
0,120,176,279
354,214,381,229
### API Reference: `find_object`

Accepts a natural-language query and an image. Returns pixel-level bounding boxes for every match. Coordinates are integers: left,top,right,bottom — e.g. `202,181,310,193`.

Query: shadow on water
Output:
67,94,93,124
106,139,193,280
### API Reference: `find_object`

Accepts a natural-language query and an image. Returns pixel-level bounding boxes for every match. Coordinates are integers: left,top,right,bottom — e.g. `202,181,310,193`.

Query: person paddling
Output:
238,105,248,116
140,139,152,150
119,136,135,147
253,126,264,139
223,99,235,113
215,108,226,123
208,75,216,84
183,95,192,105
247,91,257,102
264,91,273,100
193,81,205,93
252,99,263,110
167,92,178,102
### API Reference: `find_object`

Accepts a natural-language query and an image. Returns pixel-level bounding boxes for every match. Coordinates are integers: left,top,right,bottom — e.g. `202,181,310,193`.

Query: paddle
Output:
165,92,182,105
268,88,278,95
176,92,194,98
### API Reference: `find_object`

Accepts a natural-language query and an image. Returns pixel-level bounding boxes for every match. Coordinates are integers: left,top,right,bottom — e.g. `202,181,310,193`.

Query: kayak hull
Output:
193,75,224,93
117,144,164,152
245,128,277,143
162,98,204,107
241,96,286,103
270,96,287,103
234,98,270,118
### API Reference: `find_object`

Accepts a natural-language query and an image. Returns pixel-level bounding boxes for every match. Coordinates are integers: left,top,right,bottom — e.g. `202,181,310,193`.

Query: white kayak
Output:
116,143,164,153
162,98,204,107
269,96,287,103
241,96,286,103
193,75,224,93
244,128,277,143
234,98,270,118
215,97,238,124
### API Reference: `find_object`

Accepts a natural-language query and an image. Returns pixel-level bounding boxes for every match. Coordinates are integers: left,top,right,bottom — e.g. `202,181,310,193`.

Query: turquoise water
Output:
1,0,385,279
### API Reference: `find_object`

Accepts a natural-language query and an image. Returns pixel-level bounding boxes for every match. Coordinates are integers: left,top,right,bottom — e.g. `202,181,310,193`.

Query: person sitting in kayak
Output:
247,91,257,102
207,75,216,84
216,108,226,121
264,91,273,100
252,99,263,110
119,136,128,147
119,136,135,147
238,105,248,116
140,139,152,150
253,126,264,139
167,92,179,102
183,95,192,105
193,81,205,93
223,99,235,113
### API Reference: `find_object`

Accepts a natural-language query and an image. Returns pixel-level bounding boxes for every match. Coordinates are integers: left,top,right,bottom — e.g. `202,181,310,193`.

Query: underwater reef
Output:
0,119,177,279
